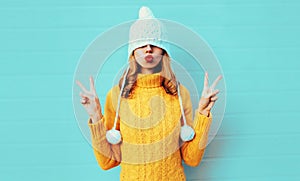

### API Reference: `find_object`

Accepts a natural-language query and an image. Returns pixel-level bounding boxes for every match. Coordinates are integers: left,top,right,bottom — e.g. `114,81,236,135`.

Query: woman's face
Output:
133,44,164,74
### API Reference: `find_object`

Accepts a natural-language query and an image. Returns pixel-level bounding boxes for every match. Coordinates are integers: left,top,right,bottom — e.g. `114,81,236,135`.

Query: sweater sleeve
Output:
179,85,212,167
88,86,121,170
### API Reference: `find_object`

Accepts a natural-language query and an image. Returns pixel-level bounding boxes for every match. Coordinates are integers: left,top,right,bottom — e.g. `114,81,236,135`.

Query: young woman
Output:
76,6,222,181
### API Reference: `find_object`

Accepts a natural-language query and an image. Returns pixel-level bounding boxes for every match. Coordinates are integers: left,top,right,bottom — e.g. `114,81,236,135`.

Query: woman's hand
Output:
198,72,222,117
76,77,103,123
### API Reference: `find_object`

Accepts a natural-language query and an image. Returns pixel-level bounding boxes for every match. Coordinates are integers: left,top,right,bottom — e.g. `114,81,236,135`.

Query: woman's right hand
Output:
76,77,103,123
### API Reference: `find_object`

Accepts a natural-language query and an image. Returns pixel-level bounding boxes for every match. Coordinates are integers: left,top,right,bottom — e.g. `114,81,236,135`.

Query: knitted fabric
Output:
128,6,170,58
88,73,212,181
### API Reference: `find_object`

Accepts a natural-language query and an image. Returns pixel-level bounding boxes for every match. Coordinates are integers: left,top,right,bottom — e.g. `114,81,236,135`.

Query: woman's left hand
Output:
198,72,222,117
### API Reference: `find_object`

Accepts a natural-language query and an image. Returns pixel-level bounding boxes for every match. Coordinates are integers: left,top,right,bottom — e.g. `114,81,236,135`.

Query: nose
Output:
145,44,152,53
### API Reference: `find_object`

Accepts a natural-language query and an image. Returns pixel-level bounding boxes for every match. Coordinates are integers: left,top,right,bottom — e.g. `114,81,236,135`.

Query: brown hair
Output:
119,52,178,98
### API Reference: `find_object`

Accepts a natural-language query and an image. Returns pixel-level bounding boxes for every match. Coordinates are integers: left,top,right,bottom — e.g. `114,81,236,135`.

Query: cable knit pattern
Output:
88,73,212,181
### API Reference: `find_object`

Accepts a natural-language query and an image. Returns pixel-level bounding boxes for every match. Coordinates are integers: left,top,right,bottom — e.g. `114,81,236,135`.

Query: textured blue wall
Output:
1,0,300,180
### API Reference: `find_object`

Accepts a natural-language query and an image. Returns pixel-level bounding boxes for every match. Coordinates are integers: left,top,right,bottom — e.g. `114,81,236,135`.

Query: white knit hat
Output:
128,6,170,58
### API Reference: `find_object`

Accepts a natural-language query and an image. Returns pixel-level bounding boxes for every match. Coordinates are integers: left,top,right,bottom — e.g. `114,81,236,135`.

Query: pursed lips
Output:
144,55,154,63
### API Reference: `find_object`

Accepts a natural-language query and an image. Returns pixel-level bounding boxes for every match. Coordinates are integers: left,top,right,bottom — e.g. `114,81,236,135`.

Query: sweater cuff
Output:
193,110,212,132
88,117,106,139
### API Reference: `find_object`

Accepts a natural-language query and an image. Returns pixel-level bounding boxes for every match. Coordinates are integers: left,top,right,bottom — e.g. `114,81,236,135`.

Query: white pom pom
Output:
180,125,195,142
106,129,122,144
139,6,154,19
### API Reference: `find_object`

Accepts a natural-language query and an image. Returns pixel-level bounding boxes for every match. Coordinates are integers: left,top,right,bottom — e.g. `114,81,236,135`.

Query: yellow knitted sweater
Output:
88,73,212,181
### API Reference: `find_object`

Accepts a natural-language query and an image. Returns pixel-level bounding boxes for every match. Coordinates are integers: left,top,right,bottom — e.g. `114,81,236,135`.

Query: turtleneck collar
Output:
136,72,164,88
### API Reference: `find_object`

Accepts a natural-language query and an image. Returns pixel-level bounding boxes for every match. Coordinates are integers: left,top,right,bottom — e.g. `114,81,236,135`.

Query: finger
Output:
81,96,91,104
80,92,93,99
81,97,88,101
81,100,90,105
206,101,215,110
81,97,87,104
80,95,89,100
89,76,96,95
76,80,89,93
210,75,222,90
210,89,220,97
80,92,87,98
199,97,210,108
210,96,218,102
204,72,209,88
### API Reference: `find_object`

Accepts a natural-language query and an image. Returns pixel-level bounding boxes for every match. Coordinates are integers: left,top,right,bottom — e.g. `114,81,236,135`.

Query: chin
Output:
143,63,160,69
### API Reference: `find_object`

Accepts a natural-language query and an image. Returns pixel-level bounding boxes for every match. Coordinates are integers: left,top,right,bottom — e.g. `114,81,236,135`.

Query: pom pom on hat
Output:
139,6,154,19
128,6,170,58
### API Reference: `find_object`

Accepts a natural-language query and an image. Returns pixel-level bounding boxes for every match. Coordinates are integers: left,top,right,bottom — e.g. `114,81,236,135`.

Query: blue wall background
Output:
1,0,300,180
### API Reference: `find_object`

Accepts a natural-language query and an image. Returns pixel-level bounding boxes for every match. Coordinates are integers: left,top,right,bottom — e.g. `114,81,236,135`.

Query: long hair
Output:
118,52,178,98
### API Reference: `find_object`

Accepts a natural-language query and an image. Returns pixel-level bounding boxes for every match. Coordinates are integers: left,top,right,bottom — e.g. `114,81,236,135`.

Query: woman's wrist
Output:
198,109,210,117
91,112,103,123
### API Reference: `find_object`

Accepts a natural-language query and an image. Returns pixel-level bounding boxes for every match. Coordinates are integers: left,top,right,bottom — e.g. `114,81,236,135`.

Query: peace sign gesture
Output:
76,77,103,123
198,72,222,117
